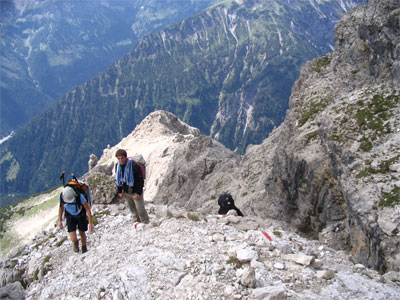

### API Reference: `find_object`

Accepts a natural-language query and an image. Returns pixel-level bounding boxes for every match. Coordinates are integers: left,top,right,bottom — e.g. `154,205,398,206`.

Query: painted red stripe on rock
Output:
261,231,272,241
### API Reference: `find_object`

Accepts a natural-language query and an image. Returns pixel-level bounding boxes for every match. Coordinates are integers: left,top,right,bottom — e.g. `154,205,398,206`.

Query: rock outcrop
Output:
86,110,240,210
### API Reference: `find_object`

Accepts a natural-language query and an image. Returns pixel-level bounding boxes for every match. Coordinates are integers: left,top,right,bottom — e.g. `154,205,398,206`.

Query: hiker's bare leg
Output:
69,231,79,252
69,231,78,243
79,230,87,246
79,230,88,253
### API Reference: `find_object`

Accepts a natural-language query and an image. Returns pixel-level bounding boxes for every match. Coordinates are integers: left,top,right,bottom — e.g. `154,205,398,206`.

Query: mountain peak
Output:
129,110,201,141
94,110,202,173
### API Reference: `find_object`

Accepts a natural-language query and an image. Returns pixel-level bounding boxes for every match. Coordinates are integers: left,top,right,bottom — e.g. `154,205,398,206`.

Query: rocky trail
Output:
4,203,399,300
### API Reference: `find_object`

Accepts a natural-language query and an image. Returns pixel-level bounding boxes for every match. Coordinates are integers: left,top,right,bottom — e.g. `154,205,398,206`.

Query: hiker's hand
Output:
119,192,125,199
89,223,94,232
58,219,63,229
133,193,139,201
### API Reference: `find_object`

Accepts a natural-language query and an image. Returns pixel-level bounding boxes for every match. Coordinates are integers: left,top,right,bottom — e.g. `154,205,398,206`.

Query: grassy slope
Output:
0,188,61,260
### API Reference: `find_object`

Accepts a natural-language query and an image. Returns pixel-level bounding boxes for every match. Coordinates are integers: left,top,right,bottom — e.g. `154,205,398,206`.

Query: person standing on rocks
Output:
58,186,94,253
115,149,149,224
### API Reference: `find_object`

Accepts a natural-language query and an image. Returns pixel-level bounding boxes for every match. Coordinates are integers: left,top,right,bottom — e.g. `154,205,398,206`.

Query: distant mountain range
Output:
0,0,218,138
0,0,366,205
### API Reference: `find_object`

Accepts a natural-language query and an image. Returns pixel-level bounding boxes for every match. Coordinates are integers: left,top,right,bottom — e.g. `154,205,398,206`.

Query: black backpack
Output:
218,193,244,216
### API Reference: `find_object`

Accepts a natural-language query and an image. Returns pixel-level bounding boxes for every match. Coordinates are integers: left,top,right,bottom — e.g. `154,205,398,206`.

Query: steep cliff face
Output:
237,0,400,272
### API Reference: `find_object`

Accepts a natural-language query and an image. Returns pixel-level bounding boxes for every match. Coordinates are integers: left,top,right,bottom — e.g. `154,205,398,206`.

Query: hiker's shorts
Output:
65,211,88,232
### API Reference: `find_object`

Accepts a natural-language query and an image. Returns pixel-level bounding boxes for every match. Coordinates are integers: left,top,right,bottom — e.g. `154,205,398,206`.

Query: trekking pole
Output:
60,171,66,187
71,173,78,182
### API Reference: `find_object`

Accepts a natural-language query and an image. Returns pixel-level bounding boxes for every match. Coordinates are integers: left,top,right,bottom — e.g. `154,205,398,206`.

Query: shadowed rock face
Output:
237,0,400,272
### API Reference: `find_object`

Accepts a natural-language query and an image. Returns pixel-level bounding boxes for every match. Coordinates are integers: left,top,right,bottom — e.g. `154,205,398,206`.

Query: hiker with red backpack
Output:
58,184,94,253
115,149,149,224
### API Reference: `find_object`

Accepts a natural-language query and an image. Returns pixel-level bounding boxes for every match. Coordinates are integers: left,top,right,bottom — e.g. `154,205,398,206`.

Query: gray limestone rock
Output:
240,268,257,288
0,281,25,300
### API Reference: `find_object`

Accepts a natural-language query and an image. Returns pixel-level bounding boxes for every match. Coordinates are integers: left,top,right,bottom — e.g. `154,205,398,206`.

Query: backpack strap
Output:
130,158,146,180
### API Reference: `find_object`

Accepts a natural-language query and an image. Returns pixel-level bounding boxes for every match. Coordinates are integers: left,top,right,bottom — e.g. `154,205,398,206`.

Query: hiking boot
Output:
82,245,88,253
73,241,79,253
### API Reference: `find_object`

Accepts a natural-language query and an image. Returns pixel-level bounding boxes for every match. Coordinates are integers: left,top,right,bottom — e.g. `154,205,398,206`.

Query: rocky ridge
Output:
249,0,400,273
87,110,239,210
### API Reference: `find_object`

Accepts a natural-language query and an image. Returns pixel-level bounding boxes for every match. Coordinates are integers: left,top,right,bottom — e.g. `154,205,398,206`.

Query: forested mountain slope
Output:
0,0,218,137
0,0,364,204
